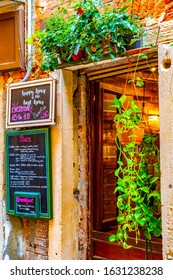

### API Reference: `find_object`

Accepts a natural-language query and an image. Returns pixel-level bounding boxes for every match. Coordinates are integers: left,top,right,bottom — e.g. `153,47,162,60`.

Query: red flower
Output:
72,50,84,61
77,7,84,15
32,37,39,43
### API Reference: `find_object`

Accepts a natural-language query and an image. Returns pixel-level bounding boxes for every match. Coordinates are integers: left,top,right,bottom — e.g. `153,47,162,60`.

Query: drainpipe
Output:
21,0,34,82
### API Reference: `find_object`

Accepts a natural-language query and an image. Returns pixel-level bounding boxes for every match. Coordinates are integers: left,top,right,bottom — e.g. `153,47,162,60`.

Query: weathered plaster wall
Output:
73,75,89,259
0,75,5,260
1,69,79,260
61,70,78,259
158,44,173,260
3,217,24,260
48,70,79,260
0,71,26,261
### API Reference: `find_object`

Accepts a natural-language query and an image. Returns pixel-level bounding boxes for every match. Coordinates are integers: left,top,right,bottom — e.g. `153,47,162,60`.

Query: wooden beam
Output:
100,82,158,98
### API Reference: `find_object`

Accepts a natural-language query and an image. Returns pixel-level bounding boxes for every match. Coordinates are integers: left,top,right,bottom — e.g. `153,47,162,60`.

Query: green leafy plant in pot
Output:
109,95,161,255
28,0,142,71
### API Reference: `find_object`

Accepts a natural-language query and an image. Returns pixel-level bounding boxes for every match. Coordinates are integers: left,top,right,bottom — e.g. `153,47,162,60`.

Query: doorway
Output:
89,70,162,260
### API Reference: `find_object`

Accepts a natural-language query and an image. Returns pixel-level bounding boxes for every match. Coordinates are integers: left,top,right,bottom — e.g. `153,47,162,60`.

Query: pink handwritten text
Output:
19,135,32,143
40,111,49,119
17,197,34,205
11,113,31,121
12,105,31,113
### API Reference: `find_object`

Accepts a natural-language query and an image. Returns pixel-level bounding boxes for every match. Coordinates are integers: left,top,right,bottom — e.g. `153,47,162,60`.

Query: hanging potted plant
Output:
109,95,161,255
28,0,142,71
113,95,144,144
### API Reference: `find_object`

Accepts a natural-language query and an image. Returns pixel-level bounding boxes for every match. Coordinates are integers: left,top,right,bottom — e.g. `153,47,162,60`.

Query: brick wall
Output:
114,0,173,21
24,219,48,260
35,0,173,22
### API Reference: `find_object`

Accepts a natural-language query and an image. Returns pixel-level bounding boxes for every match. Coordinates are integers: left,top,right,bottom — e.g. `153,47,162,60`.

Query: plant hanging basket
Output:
118,126,145,144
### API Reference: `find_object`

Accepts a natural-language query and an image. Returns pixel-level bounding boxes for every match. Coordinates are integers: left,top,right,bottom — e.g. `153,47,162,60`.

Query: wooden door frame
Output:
88,80,99,259
88,79,117,259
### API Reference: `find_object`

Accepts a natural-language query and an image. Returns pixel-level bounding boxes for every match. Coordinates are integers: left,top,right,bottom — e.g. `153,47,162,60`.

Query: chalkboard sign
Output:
14,192,40,218
6,78,55,128
5,127,52,219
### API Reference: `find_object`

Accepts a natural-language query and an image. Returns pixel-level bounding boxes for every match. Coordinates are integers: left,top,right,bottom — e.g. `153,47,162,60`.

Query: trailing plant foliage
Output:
28,0,142,71
109,95,161,249
113,94,142,138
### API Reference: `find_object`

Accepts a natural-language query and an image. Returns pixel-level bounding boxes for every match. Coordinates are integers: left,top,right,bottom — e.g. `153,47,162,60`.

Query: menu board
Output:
5,128,52,219
6,78,55,128
14,192,40,218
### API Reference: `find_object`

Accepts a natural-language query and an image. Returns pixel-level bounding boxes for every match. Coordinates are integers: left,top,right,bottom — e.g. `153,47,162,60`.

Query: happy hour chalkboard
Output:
6,78,55,128
5,127,52,219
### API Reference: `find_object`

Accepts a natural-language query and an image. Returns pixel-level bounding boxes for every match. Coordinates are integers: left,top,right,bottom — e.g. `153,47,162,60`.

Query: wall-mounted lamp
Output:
148,114,160,132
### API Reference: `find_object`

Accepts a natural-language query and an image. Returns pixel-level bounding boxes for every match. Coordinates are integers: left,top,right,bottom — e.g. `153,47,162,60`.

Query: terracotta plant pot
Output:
118,126,145,144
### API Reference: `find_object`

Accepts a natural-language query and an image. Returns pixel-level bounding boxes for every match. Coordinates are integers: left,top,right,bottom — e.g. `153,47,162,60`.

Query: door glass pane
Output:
102,92,118,224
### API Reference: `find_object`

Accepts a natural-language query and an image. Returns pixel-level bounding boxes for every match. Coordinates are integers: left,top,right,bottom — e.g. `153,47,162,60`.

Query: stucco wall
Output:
49,70,79,260
159,44,173,260
1,69,79,260
0,75,5,260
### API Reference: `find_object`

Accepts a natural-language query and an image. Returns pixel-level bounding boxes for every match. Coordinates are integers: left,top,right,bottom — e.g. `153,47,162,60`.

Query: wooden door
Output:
89,78,162,260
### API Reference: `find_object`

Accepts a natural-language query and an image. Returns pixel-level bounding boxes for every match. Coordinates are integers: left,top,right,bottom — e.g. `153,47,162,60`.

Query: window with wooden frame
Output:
0,9,24,71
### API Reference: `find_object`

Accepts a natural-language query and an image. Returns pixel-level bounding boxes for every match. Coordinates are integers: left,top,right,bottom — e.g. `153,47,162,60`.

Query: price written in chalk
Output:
6,78,55,128
11,86,50,121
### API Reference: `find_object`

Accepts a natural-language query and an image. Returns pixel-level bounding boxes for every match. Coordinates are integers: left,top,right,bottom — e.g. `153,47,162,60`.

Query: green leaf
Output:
126,158,133,167
136,77,144,87
153,227,161,237
114,186,125,193
113,98,120,109
150,177,159,184
141,203,149,215
119,95,126,105
117,160,124,166
138,218,147,227
144,230,151,240
114,168,120,177
138,197,144,203
117,215,125,223
109,235,116,242
117,197,126,210
123,242,132,249
140,187,149,193
116,229,124,240
122,223,132,230
110,54,115,60
138,53,148,59
124,109,133,117
148,190,161,200
130,181,137,188
133,104,141,112
124,231,129,241
135,211,142,220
